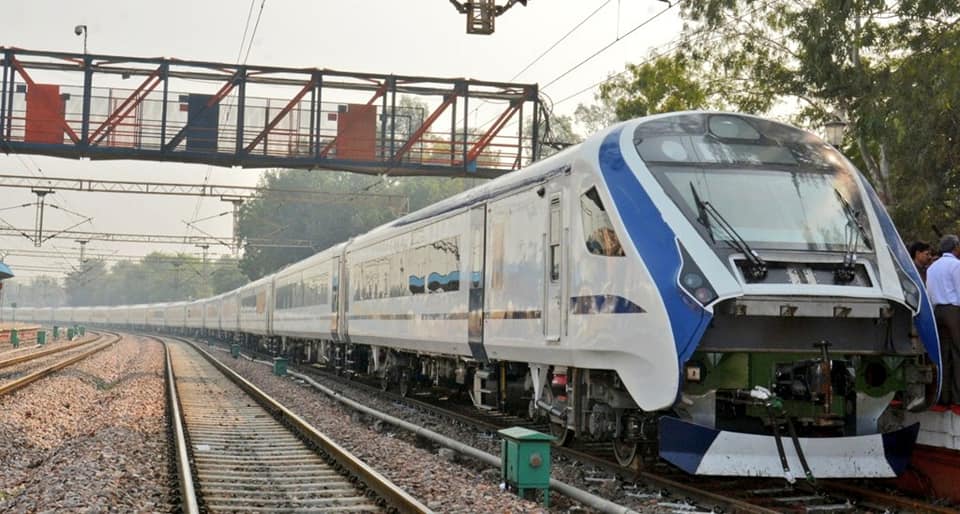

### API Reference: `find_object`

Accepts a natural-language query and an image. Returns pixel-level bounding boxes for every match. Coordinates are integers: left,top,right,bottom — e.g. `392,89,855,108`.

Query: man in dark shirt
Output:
910,241,934,283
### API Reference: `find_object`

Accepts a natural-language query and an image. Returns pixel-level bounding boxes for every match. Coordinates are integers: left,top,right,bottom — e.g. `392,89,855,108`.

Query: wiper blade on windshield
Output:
834,188,873,250
689,182,768,281
833,188,872,284
689,182,715,244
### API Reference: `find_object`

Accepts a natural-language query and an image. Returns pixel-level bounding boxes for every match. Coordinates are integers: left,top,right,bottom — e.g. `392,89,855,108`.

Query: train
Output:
6,111,940,481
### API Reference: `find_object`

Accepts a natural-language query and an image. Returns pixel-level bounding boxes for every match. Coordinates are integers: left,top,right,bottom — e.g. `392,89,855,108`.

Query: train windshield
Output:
633,113,869,251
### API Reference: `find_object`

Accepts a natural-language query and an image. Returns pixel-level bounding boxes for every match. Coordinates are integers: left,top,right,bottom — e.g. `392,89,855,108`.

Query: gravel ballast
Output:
0,335,173,513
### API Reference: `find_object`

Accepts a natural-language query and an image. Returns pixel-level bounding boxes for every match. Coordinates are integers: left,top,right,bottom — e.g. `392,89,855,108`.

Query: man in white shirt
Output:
926,234,960,406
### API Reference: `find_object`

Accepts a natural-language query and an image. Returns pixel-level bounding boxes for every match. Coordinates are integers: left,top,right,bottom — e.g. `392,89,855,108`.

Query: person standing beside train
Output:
909,241,934,283
925,235,960,406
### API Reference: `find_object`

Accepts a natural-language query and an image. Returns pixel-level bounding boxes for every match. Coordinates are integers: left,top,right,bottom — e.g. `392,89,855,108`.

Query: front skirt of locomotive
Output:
659,417,920,478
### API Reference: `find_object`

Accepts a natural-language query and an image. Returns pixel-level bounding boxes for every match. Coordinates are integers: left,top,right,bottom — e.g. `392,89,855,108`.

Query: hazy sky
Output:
0,0,683,280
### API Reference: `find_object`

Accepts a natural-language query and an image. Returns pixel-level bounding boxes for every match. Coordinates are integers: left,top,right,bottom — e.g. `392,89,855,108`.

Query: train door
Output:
330,256,340,342
468,205,487,361
545,194,563,343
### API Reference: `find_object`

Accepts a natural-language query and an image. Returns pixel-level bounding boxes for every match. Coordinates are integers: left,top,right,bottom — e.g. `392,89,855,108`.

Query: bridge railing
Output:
1,47,543,178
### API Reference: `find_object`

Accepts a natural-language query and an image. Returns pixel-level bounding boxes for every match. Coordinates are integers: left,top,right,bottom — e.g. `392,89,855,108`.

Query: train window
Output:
491,222,504,290
302,272,329,306
634,113,840,171
357,237,461,301
550,198,561,281
580,187,625,257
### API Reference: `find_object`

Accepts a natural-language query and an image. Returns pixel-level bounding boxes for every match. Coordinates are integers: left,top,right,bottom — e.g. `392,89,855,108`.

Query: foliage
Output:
598,54,713,119
529,111,584,159
210,255,249,295
573,102,618,135
61,252,245,306
237,170,480,279
594,0,960,241
1,275,66,308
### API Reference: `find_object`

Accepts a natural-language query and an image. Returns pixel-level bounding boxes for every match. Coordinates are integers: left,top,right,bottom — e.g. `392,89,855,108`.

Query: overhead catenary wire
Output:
550,0,781,107
512,0,613,82
465,2,677,149
457,0,614,129
187,0,266,252
540,3,675,92
489,0,779,147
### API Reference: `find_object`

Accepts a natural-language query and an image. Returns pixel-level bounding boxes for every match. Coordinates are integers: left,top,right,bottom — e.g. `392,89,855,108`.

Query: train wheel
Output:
527,398,543,422
398,372,410,397
612,438,639,467
549,419,572,446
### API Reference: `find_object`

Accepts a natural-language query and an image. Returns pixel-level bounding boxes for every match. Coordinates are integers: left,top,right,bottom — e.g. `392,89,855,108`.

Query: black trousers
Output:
933,304,960,405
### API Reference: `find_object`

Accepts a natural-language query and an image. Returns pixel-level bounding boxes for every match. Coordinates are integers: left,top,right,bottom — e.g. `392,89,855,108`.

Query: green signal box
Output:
498,426,554,507
231,344,240,358
37,330,46,345
273,357,287,376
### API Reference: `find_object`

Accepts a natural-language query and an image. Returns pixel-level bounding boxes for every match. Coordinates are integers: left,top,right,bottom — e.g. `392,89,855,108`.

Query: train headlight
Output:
681,273,704,289
889,249,920,311
677,243,718,306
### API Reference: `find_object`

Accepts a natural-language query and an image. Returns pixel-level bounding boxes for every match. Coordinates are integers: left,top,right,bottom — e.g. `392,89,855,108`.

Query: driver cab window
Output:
581,187,625,257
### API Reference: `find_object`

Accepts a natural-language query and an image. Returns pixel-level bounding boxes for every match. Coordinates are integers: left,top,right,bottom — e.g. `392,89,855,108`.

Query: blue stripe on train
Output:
597,128,711,366
658,416,719,473
862,180,941,397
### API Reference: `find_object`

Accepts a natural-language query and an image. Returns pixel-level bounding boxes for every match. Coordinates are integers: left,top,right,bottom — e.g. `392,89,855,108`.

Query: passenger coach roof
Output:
368,144,581,235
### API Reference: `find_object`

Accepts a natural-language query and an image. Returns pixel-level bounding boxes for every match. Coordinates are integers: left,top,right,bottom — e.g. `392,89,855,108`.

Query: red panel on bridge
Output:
25,84,65,144
336,104,376,160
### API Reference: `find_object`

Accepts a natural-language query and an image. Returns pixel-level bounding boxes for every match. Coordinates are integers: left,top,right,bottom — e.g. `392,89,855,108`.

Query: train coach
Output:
23,111,940,481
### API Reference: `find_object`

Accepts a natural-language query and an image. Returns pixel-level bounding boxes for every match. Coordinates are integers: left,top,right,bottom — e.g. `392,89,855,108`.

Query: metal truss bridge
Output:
0,47,543,178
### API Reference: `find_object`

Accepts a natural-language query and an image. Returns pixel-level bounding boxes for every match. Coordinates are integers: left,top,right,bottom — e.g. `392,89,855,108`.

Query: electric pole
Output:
196,244,210,296
221,196,245,256
32,188,55,247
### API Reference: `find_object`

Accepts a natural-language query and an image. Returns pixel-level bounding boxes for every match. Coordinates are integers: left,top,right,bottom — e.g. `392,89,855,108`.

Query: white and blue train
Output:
11,112,940,480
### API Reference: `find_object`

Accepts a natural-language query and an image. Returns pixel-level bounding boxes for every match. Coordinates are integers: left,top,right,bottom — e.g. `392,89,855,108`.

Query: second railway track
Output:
164,337,428,513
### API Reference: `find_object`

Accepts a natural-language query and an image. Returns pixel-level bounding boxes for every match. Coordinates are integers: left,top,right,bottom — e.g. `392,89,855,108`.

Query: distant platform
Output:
0,324,41,345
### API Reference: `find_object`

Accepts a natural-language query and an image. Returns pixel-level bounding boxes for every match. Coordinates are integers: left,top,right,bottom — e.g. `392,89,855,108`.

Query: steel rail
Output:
158,337,199,514
0,336,98,369
293,352,955,514
821,480,959,514
175,337,430,513
288,354,780,514
0,333,118,397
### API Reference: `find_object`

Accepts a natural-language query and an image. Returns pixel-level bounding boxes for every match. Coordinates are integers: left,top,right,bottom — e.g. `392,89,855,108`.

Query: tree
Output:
573,101,617,135
595,1,960,239
1,275,65,307
596,54,714,119
538,112,583,158
210,255,249,294
64,259,108,306
237,169,476,280
59,251,236,306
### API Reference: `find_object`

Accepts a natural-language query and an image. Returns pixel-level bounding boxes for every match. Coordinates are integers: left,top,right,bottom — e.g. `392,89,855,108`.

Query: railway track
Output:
0,332,118,397
162,337,429,513
258,345,954,514
0,334,99,370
